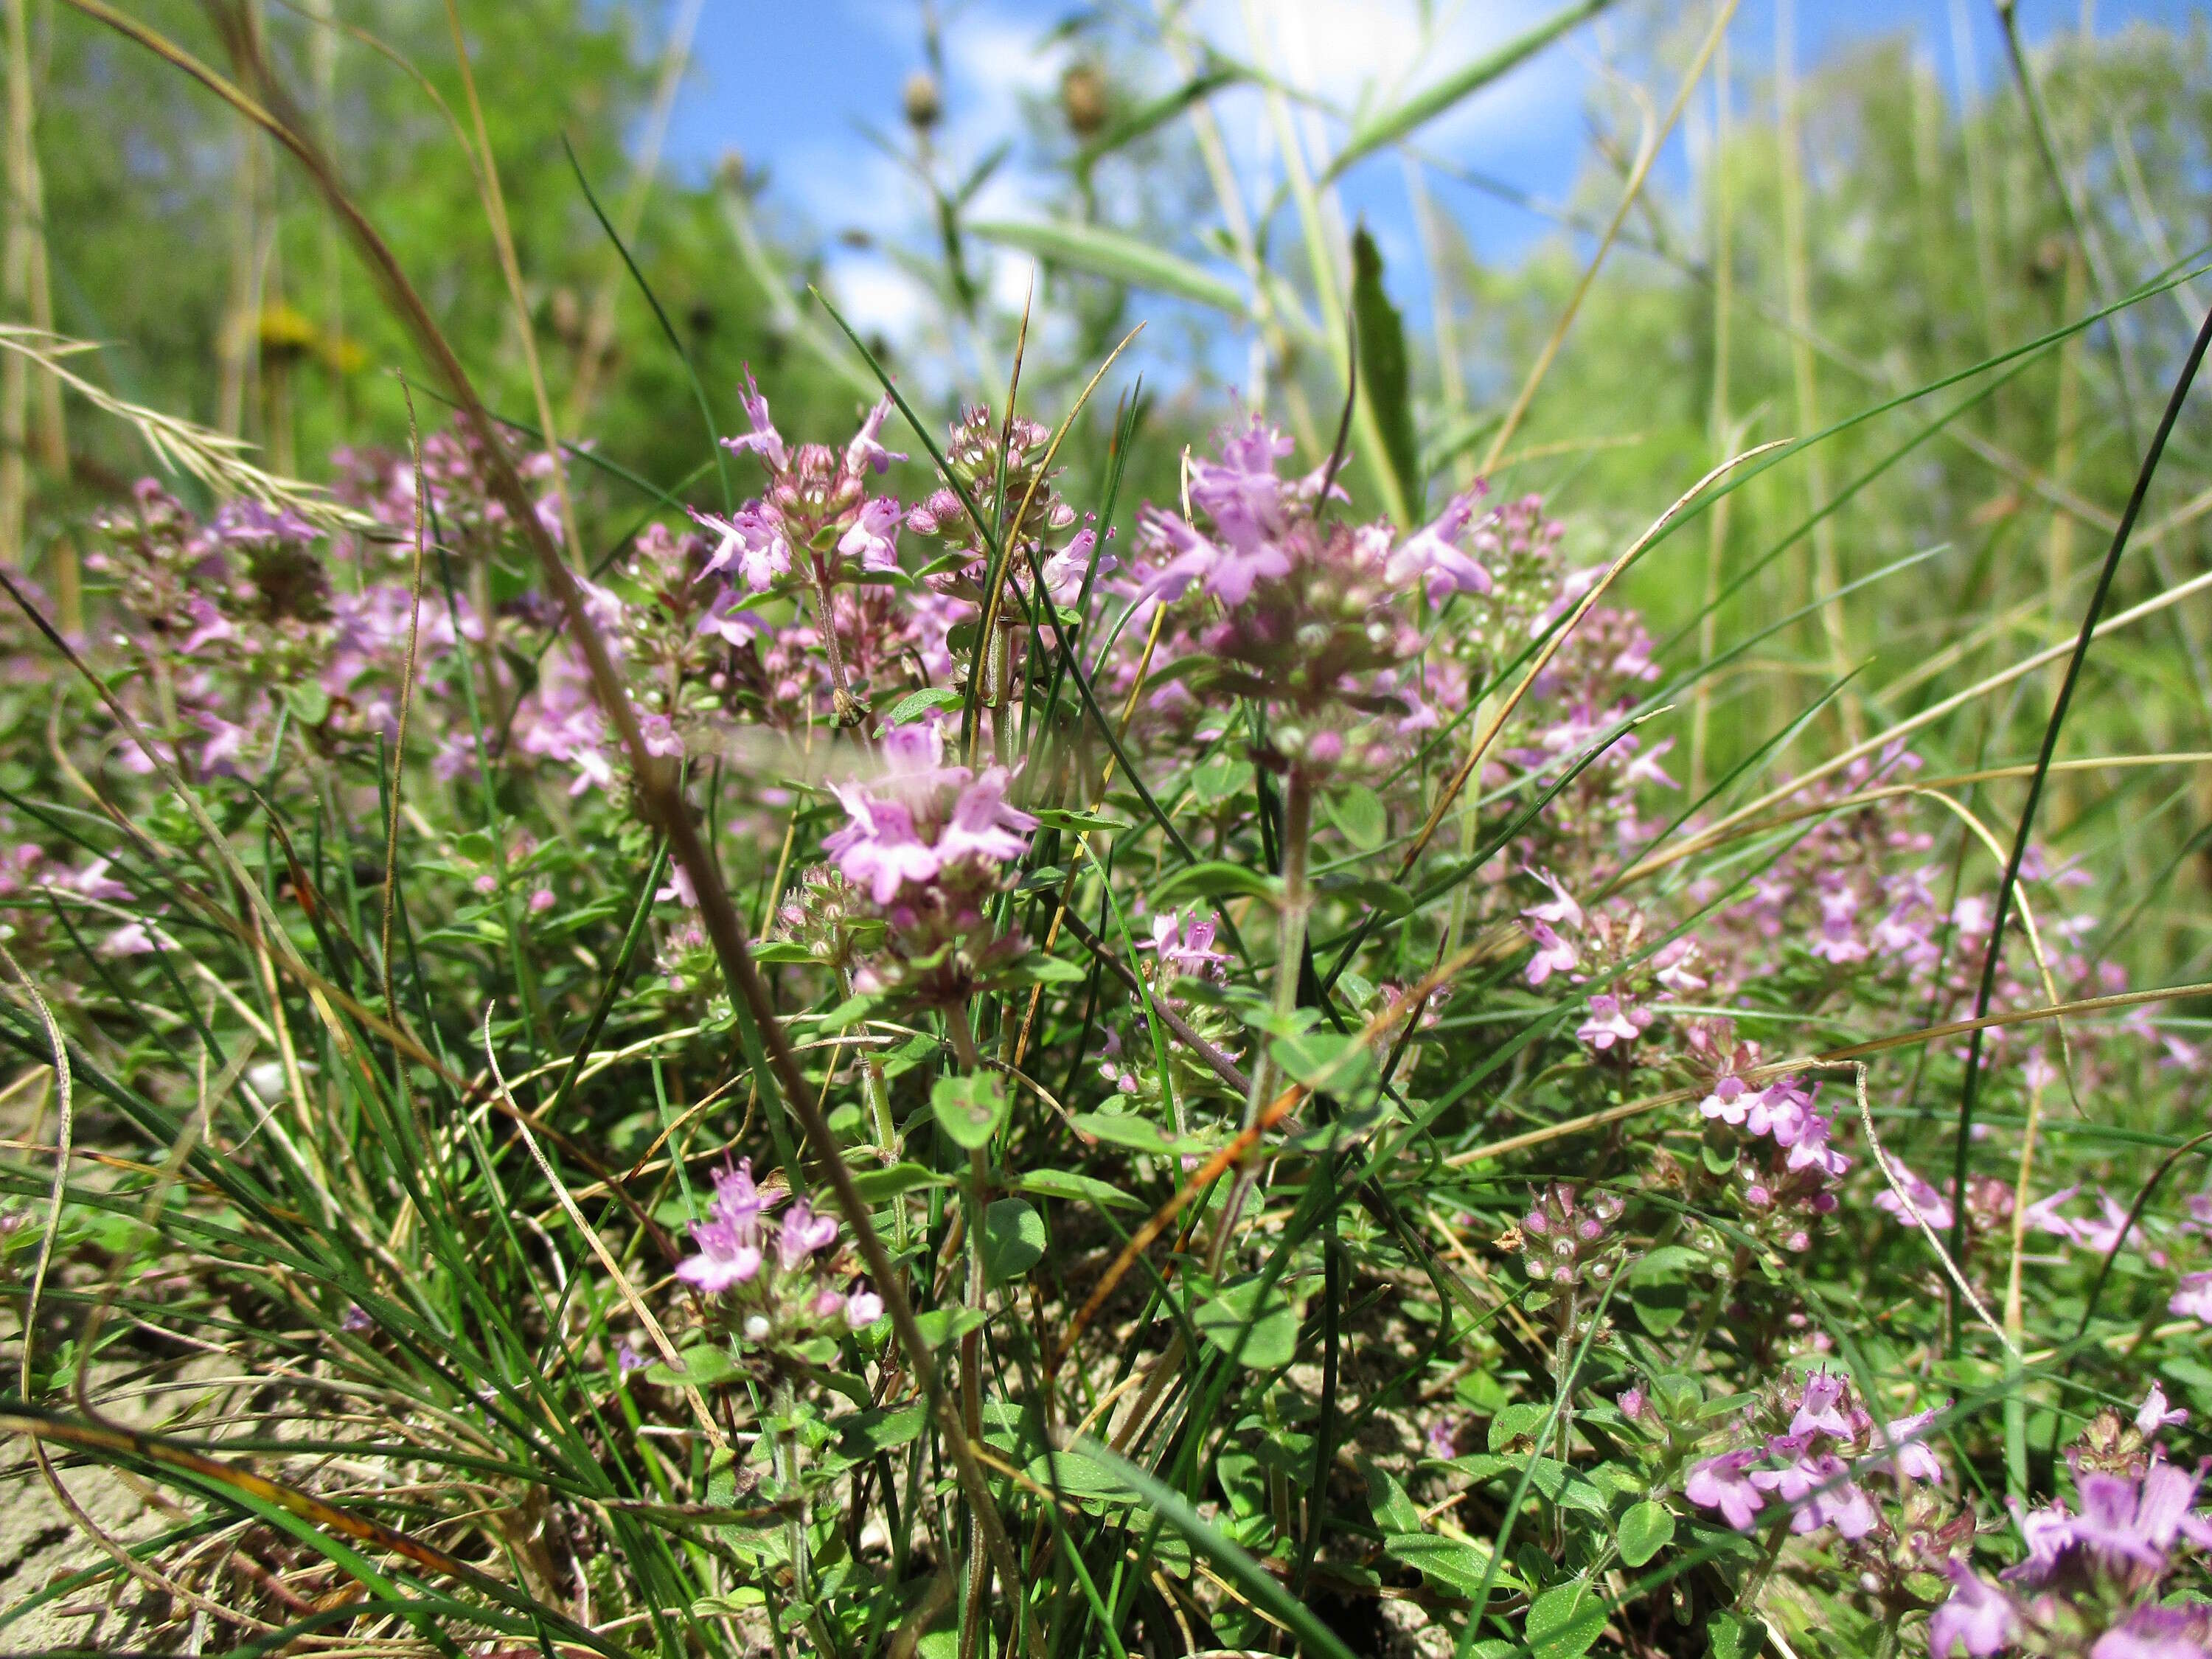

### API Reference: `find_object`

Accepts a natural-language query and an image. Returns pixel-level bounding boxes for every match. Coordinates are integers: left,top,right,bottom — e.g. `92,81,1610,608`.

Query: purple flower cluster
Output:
822,723,1036,905
1686,1370,1944,1543
1112,415,1494,772
1096,905,1243,1113
1518,870,1703,1055
775,722,1040,1009
699,369,903,596
1930,1393,2212,1657
1517,1183,1627,1293
675,1158,883,1345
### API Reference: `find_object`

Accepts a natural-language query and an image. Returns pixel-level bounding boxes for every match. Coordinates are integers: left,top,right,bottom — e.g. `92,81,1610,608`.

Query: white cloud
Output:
824,253,926,341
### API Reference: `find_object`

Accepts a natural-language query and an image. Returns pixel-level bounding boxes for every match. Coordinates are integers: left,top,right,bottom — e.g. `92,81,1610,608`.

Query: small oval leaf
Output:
931,1074,1008,1150
1616,1499,1674,1568
981,1197,1046,1281
1526,1579,1608,1659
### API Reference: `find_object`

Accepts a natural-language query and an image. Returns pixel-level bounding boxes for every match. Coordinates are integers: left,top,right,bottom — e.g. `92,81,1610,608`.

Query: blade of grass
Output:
1944,296,2212,1284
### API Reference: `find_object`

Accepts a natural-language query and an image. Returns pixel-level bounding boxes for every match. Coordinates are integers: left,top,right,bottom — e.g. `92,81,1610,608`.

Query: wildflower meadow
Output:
4,2,2212,1656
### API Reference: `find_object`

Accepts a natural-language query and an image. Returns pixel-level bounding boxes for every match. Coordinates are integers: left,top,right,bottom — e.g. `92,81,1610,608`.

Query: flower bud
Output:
902,71,942,131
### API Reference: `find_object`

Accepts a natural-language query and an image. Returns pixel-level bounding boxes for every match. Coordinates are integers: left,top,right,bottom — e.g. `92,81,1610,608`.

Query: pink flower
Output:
676,1218,764,1293
1685,1450,1765,1531
1623,737,1677,790
936,771,1040,868
712,1159,769,1224
2171,1270,2212,1324
843,395,902,476
2023,1185,2084,1243
2138,1384,2188,1436
2090,1604,2212,1659
821,724,1036,904
1875,1163,1955,1232
1386,488,1495,605
823,791,942,904
638,713,684,758
1576,993,1650,1051
723,366,788,470
1779,1110,1851,1180
1868,1406,1945,1484
1929,1562,2016,1657
1744,1081,1809,1144
1749,1450,1877,1539
693,504,790,592
2072,1191,2143,1256
845,1286,886,1328
102,921,159,956
1144,908,1229,983
776,1200,841,1272
1788,1371,1857,1440
837,495,903,572
1138,505,1289,608
55,858,131,904
1700,1082,1757,1126
1523,919,1579,986
1523,867,1583,930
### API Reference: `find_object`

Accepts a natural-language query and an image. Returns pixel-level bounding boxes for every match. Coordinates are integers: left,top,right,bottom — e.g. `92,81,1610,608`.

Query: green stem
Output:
774,1376,810,1610
1246,762,1313,1133
842,964,908,1256
1210,763,1313,1279
947,1009,995,1659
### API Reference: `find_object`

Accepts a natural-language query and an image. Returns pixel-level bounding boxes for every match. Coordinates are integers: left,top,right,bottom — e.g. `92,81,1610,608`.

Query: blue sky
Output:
653,1,2206,351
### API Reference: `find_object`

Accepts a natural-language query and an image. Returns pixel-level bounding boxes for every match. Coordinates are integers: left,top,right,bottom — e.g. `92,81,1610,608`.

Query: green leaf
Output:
1616,1500,1674,1568
1068,1110,1207,1155
1708,1610,1758,1659
1324,782,1389,852
1385,1532,1498,1599
643,1346,737,1388
913,1306,989,1349
1032,807,1133,834
1188,754,1248,808
1192,1276,1299,1370
981,1197,1046,1281
1025,1449,1132,1506
1527,1579,1609,1659
967,218,1249,317
1488,1402,1552,1450
1628,1276,1690,1336
850,1162,947,1203
1326,0,1618,180
1360,1456,1422,1534
1006,953,1088,985
747,939,815,964
1630,1245,1707,1280
1317,874,1414,917
1350,228,1422,519
283,680,330,726
886,686,964,726
931,1074,1008,1150
1020,1168,1145,1211
834,1403,927,1457
1269,1029,1377,1093
1152,860,1282,907
817,994,878,1032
